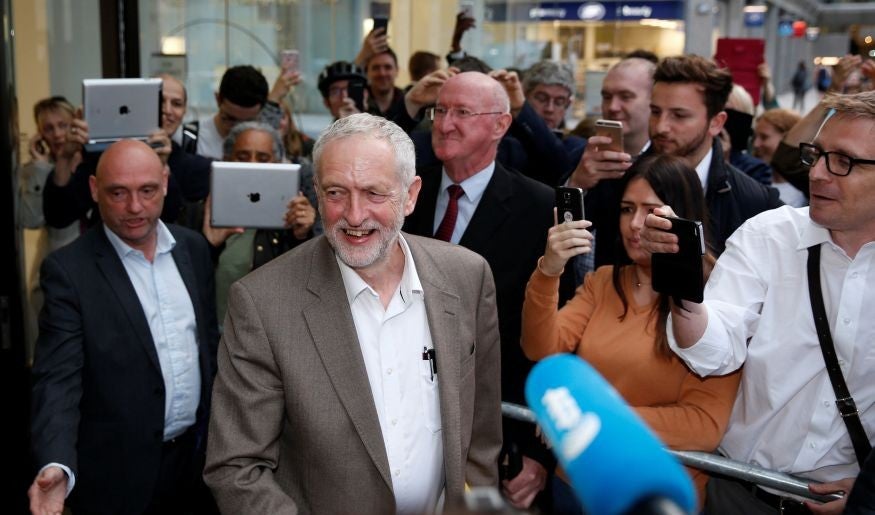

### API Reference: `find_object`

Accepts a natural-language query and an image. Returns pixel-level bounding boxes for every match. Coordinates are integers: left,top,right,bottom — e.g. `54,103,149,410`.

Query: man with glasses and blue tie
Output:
641,90,875,515
403,71,556,511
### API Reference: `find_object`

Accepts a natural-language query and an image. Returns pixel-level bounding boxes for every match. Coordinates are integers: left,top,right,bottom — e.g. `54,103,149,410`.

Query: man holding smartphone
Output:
642,88,875,515
573,55,781,272
353,24,407,121
317,61,369,120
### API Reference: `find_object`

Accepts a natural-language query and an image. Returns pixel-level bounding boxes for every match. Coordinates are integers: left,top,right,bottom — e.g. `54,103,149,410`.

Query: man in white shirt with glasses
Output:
643,90,875,515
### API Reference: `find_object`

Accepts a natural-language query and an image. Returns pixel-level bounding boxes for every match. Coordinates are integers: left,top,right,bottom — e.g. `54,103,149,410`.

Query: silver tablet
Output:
210,161,301,229
82,78,162,151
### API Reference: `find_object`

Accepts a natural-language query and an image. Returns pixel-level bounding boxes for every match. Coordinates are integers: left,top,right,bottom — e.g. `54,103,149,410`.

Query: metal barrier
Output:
500,402,842,503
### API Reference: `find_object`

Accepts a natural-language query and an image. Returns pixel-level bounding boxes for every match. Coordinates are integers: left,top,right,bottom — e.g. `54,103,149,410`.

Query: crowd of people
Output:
20,10,875,515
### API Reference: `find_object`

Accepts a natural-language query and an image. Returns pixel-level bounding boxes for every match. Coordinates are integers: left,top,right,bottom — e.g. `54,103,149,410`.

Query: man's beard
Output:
653,130,710,162
323,203,405,269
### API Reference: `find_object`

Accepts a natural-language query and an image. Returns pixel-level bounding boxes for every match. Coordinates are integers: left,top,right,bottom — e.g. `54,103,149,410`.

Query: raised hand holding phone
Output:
347,81,366,113
29,134,50,162
651,215,706,304
594,119,624,153
540,187,592,277
568,120,631,190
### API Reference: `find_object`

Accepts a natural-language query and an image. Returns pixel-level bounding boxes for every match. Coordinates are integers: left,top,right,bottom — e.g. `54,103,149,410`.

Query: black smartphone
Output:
556,187,585,224
652,216,706,303
373,16,389,34
347,81,366,112
36,138,49,155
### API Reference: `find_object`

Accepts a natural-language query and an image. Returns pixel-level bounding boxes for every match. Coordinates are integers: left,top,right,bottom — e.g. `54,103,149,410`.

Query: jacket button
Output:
256,245,264,252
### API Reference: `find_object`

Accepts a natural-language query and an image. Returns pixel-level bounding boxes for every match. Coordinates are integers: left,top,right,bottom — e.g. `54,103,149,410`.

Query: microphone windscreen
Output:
525,353,696,515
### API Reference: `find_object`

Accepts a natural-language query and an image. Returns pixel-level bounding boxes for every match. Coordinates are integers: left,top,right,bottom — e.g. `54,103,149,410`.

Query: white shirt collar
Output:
797,207,833,251
336,234,424,305
439,161,495,205
104,220,176,259
694,147,714,189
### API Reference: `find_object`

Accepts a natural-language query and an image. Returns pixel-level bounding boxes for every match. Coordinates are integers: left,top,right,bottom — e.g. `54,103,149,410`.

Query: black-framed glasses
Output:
799,142,875,177
426,106,505,121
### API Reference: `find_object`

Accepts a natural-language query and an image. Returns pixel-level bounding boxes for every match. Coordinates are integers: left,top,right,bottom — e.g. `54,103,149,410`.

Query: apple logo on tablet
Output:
247,192,261,202
119,105,130,115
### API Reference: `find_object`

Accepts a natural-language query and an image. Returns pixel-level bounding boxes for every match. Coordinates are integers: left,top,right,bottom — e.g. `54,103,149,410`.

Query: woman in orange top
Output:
521,154,741,511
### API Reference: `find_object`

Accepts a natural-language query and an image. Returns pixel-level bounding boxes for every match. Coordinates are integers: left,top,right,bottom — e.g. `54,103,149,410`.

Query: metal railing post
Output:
500,402,842,503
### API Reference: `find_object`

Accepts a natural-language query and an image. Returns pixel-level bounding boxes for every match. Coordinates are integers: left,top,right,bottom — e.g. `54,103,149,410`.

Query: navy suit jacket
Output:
30,223,219,514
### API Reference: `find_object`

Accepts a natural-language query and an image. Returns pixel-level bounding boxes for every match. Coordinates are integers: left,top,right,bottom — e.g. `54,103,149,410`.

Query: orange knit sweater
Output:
521,264,741,505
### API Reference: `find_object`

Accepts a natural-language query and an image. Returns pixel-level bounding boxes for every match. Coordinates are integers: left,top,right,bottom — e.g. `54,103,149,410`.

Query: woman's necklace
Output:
633,266,651,288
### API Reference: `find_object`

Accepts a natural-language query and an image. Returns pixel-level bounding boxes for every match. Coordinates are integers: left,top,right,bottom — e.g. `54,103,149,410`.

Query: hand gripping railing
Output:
500,402,843,503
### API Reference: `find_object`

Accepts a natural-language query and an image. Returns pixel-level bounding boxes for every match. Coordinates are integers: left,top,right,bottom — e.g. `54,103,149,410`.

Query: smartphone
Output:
347,81,366,113
652,216,706,303
280,49,299,75
373,16,389,35
36,138,49,155
594,119,624,153
556,187,585,224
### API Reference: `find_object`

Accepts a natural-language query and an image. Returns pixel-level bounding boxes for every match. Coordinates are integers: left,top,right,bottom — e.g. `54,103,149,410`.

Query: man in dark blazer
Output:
204,114,502,514
28,140,219,515
403,72,555,510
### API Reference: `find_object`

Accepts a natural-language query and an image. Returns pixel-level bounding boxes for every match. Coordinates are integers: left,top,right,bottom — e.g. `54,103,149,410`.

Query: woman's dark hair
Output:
610,154,713,358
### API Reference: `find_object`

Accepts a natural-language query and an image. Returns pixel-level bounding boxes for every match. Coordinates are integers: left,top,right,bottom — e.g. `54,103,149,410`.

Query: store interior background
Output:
3,0,874,510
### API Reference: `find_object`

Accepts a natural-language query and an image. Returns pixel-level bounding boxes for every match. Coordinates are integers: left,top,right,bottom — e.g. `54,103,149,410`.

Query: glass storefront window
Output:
470,0,685,115
138,0,370,132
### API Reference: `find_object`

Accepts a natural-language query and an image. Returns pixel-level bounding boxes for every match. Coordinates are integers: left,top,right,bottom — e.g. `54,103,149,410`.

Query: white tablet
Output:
210,161,301,229
82,78,162,151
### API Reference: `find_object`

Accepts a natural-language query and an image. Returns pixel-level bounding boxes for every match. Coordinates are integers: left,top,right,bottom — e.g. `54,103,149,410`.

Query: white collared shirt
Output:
668,206,875,482
433,162,495,244
694,146,714,189
104,221,201,441
336,235,444,514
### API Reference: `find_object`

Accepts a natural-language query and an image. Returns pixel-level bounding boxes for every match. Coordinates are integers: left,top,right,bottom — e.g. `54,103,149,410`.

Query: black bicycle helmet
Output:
317,61,367,98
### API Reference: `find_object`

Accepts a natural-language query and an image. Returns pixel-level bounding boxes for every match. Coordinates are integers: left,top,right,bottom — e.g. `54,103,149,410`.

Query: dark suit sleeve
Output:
167,142,212,202
508,102,569,186
43,160,96,229
467,257,503,487
190,231,220,378
30,252,86,476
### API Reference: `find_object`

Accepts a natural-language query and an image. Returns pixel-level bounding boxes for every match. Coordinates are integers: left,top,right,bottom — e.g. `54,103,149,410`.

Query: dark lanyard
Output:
807,244,872,466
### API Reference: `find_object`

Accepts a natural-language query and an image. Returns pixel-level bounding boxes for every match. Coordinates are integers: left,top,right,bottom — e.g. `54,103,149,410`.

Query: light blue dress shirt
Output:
104,221,201,441
432,162,495,244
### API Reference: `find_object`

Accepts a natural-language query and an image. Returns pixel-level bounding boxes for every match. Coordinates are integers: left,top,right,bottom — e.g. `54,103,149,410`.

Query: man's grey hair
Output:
223,121,285,161
312,113,416,189
522,60,575,96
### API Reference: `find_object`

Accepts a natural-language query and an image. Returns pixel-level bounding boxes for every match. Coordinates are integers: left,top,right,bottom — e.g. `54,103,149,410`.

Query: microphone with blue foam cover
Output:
525,353,696,515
